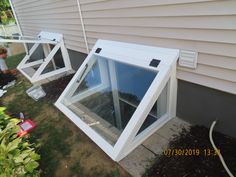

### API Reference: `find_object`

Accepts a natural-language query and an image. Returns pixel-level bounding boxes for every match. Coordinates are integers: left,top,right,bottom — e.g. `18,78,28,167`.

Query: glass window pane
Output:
41,60,56,74
116,62,156,105
49,44,65,68
136,82,168,135
41,45,65,74
62,55,158,145
72,61,101,95
26,44,45,63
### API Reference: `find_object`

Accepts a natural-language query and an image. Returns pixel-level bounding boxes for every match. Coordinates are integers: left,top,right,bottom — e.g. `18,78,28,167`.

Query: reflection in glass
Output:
136,82,168,136
73,61,101,95
62,55,167,145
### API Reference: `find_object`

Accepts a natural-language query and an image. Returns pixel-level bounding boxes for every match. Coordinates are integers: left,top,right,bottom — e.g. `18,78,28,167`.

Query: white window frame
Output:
0,31,73,83
55,40,179,161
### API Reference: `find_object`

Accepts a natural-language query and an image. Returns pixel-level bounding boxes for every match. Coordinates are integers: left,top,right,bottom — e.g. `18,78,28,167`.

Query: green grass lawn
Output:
1,54,130,177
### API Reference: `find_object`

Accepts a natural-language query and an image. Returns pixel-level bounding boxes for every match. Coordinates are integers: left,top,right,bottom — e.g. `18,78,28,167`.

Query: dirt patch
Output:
55,159,74,177
55,132,128,177
73,142,112,170
34,105,61,123
55,125,127,177
42,74,74,102
144,126,236,177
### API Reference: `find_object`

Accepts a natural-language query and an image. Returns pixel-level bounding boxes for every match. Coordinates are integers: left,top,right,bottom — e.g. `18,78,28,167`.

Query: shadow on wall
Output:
177,80,236,138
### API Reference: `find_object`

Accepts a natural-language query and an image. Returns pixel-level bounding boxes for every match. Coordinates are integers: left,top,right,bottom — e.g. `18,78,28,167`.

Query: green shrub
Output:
0,10,15,25
0,107,41,177
0,11,8,25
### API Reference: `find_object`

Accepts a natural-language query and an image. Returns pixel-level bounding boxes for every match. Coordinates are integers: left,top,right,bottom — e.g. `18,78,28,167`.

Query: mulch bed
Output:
42,74,74,102
144,126,236,177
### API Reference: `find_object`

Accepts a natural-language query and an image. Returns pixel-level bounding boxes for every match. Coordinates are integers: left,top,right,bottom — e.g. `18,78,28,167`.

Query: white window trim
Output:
55,40,179,161
0,31,73,83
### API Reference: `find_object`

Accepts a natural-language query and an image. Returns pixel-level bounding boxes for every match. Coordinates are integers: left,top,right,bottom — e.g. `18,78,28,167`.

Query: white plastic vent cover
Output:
0,31,73,83
55,40,179,161
179,50,198,69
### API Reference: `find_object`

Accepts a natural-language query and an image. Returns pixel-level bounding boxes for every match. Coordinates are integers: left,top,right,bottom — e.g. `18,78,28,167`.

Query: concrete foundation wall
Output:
67,49,87,71
177,80,236,138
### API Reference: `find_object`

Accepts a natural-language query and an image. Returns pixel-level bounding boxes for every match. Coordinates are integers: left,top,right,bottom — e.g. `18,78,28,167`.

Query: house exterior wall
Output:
12,0,88,54
80,0,236,95
12,0,236,95
11,0,236,137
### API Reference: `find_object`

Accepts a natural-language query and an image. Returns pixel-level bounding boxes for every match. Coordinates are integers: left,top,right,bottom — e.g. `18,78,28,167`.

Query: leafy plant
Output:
0,0,15,25
0,0,10,11
1,10,15,25
0,0,9,24
0,107,41,177
0,11,7,24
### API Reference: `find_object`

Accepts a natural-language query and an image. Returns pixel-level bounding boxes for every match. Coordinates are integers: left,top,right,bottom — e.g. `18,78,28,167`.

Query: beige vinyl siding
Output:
12,0,88,54
81,0,236,94
12,0,236,94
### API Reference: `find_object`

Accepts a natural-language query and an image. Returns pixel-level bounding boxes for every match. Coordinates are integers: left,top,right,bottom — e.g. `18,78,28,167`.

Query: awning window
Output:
56,40,179,161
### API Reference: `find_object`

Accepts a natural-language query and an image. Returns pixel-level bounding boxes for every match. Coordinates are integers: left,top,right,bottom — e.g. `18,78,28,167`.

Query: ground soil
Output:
144,126,236,177
42,74,74,101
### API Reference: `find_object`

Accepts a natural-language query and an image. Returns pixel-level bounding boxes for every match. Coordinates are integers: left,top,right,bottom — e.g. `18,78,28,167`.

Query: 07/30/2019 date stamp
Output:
163,148,220,157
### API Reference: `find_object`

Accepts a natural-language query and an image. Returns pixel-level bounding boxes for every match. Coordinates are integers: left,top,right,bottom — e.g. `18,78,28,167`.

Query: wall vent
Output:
179,50,198,69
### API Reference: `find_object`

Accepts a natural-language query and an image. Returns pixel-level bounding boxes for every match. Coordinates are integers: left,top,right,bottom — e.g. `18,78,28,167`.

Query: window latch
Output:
149,59,160,67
